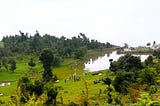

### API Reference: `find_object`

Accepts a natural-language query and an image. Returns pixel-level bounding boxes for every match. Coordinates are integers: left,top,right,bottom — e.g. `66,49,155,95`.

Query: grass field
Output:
0,50,114,105
55,70,109,105
0,64,110,105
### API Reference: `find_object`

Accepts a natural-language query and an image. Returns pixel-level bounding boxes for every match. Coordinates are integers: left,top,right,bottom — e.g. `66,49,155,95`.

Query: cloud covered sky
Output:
0,0,160,46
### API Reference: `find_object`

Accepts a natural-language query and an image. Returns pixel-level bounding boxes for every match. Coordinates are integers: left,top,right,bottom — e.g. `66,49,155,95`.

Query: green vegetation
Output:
0,32,115,105
39,48,54,82
1,32,113,58
0,51,159,105
1,32,160,105
28,58,36,69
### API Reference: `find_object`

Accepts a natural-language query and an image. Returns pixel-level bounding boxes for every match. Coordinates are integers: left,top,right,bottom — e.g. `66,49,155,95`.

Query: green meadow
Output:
0,51,112,105
1,48,160,105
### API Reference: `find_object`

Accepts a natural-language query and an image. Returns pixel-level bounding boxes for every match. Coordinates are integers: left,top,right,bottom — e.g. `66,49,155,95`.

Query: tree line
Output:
1,31,113,59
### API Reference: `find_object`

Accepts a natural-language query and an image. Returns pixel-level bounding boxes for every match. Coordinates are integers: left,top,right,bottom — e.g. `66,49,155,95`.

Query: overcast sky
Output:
0,0,160,46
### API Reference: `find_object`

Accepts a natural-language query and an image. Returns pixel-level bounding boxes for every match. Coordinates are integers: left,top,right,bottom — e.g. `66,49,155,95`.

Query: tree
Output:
18,77,34,103
52,55,61,67
109,54,143,73
109,59,113,72
145,56,153,66
113,71,136,94
109,61,118,72
74,47,87,59
116,54,142,72
124,43,129,48
33,80,44,97
8,59,16,72
2,32,114,58
17,77,44,103
139,68,155,85
146,43,151,47
2,57,8,71
39,48,53,82
153,41,156,46
153,50,160,60
28,58,36,69
106,42,112,48
45,88,58,105
103,78,112,104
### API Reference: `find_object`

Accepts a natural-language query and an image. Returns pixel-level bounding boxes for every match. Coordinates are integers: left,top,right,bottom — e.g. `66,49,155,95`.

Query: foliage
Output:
111,54,142,72
45,87,58,105
10,87,22,106
113,71,136,94
145,55,153,66
8,59,16,72
128,88,140,103
1,55,160,105
23,94,46,106
39,48,53,82
118,54,142,72
133,92,160,106
11,87,46,106
33,80,44,97
109,61,118,72
139,68,156,85
146,43,151,47
153,50,160,59
2,32,113,58
28,58,36,68
52,55,61,67
2,33,160,105
74,47,87,59
111,54,144,95
103,78,112,86
17,77,44,103
18,77,33,103
78,96,89,106
124,43,129,48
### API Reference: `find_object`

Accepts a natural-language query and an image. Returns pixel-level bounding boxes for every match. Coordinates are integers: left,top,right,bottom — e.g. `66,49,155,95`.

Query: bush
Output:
139,68,155,85
113,71,136,94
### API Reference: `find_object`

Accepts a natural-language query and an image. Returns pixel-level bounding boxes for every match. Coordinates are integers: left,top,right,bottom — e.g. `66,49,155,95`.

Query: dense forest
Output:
1,31,113,58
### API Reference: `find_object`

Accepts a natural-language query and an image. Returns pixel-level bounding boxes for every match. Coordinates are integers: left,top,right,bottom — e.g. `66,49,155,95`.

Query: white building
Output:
151,44,160,50
124,48,132,52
